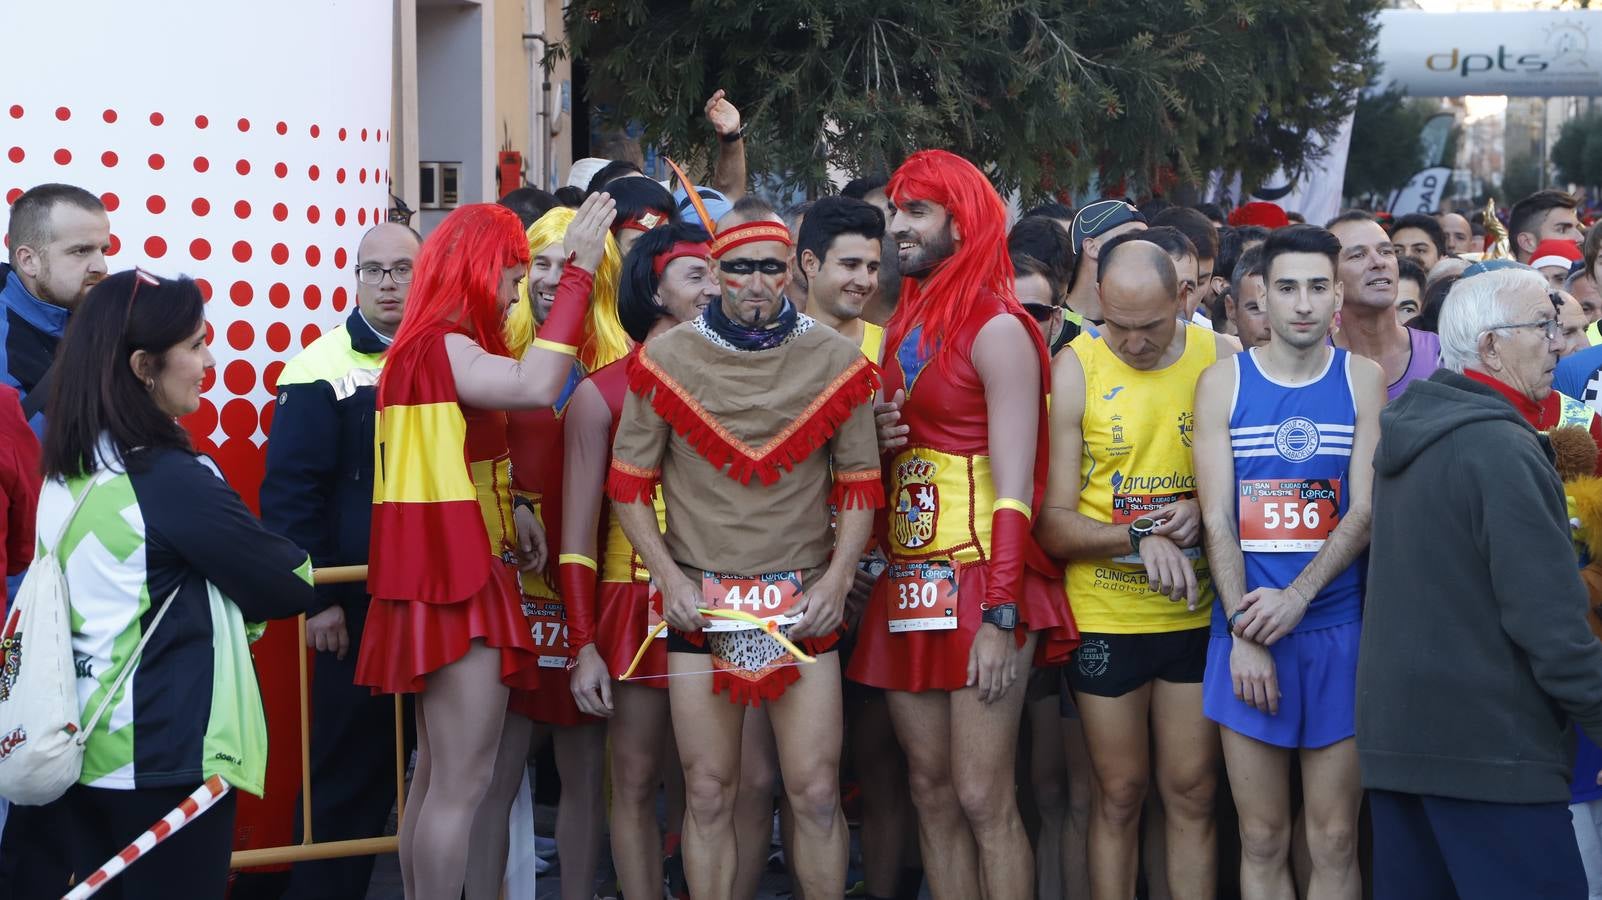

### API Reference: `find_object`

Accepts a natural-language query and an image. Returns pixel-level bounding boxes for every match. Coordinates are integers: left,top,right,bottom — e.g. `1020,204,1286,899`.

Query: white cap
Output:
566,157,610,190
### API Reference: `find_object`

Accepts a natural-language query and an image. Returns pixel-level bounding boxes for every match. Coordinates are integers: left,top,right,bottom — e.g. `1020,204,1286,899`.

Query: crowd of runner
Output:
4,91,1602,900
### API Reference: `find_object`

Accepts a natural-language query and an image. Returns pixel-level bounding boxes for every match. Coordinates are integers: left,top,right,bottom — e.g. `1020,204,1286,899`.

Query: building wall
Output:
416,0,489,232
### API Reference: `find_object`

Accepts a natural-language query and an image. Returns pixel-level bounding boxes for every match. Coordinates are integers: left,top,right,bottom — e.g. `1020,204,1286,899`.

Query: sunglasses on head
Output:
718,258,788,276
124,267,162,329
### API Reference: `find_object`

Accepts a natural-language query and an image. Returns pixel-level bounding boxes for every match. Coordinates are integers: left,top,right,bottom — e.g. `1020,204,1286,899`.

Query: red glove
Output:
986,502,1033,612
557,556,599,657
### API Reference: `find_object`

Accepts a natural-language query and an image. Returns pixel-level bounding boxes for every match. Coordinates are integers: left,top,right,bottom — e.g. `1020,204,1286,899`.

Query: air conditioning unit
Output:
419,161,462,209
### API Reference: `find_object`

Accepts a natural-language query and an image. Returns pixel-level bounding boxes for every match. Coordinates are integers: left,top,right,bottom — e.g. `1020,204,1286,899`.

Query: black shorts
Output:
1061,627,1209,703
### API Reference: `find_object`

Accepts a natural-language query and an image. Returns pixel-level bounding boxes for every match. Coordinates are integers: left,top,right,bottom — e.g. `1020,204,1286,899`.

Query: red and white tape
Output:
62,775,232,899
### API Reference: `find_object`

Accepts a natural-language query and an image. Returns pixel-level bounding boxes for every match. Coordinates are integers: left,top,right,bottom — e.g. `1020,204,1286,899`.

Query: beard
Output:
899,227,955,279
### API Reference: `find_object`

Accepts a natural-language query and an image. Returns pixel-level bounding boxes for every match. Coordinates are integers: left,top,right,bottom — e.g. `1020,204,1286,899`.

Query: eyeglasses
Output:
124,267,161,329
1021,302,1056,323
1485,318,1562,341
355,263,414,285
718,258,788,276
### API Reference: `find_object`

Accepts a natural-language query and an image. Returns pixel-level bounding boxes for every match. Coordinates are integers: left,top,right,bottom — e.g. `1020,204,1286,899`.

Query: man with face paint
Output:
607,203,883,900
560,221,717,900
847,150,1078,900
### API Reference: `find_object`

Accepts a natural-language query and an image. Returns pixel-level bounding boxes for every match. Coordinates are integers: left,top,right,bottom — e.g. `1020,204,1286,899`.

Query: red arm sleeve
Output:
532,264,594,354
1,389,40,579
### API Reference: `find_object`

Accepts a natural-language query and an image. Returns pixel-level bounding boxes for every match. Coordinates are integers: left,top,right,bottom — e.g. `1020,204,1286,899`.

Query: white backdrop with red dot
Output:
0,0,392,502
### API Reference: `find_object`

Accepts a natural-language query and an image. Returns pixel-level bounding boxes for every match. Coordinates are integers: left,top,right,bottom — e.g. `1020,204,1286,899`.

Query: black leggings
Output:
4,782,237,900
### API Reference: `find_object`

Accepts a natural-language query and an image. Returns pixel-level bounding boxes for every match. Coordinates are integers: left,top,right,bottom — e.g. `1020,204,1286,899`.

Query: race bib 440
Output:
1239,478,1340,552
701,571,804,632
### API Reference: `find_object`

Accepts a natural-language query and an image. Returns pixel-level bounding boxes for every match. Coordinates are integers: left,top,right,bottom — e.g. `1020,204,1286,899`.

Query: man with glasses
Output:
1358,264,1602,898
1010,215,1078,355
261,221,421,900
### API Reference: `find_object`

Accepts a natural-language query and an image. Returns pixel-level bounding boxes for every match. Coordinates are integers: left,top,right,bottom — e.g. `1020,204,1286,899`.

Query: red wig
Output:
387,203,530,361
885,150,1019,361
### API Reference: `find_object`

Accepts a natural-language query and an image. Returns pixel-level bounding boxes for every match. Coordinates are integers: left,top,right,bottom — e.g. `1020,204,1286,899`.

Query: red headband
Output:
615,210,669,235
709,221,792,259
653,241,712,277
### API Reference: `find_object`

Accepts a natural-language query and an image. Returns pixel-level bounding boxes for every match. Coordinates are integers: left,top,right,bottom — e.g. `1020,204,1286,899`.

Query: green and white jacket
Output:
37,441,314,796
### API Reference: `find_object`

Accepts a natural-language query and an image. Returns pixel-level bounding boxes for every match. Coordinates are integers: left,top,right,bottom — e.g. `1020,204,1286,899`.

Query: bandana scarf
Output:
701,295,799,351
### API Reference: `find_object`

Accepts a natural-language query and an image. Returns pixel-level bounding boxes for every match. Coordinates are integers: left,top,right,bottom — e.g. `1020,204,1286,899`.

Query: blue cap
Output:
1070,199,1146,254
674,186,732,231
1461,258,1534,279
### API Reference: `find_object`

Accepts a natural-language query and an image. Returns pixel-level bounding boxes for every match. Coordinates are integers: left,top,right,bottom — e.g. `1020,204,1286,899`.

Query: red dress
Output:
504,365,594,726
846,298,1078,692
356,330,543,695
569,354,669,685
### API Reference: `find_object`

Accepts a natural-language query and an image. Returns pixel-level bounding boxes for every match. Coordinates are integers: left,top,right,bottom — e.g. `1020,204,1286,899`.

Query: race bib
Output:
1111,492,1202,564
1239,479,1341,552
701,571,804,632
521,599,569,668
886,560,959,633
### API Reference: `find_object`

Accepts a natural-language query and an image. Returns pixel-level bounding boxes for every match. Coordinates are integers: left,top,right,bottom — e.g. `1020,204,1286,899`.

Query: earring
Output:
144,377,156,392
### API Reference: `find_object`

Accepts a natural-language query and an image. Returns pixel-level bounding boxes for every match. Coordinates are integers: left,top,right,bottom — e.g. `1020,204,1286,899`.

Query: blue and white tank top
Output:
1214,347,1363,635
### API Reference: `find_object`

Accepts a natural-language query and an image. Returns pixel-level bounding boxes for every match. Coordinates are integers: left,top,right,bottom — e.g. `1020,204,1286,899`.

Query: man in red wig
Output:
607,204,883,900
846,149,1078,900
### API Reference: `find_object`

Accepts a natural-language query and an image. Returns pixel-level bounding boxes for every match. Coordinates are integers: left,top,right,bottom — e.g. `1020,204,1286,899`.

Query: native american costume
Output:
604,226,884,705
845,150,1078,693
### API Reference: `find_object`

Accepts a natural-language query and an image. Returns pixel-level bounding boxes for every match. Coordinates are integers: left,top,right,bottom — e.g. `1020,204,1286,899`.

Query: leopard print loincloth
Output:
708,622,798,684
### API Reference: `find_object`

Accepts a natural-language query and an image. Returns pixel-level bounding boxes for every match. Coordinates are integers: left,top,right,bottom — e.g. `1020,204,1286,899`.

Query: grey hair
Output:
1437,267,1547,373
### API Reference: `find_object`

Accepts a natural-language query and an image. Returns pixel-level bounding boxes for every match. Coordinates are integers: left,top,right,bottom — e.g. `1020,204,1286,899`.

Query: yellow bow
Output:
618,609,816,681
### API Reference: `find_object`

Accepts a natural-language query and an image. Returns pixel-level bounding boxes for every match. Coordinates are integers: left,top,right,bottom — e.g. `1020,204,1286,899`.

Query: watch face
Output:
1132,516,1157,534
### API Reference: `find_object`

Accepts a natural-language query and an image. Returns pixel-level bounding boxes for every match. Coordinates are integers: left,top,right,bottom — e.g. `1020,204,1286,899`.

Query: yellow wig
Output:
506,206,629,370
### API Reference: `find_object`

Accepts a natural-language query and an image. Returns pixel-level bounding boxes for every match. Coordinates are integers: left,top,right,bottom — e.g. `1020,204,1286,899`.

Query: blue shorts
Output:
1202,620,1359,749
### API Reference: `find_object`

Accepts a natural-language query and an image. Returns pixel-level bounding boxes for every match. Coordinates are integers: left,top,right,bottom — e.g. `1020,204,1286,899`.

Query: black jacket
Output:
260,308,387,620
1357,369,1602,803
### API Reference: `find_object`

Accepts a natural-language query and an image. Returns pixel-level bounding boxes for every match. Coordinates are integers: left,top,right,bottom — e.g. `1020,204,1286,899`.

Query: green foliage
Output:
1342,84,1440,203
560,0,1381,201
1503,150,1543,207
1552,109,1602,189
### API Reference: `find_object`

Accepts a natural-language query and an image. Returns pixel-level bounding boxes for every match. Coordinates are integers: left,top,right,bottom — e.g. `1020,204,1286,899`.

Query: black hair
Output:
1193,202,1225,224
586,160,644,195
796,196,885,266
42,270,204,479
1259,224,1342,283
1024,202,1075,222
1415,273,1459,333
607,177,677,231
1231,244,1265,296
554,185,586,208
1285,211,1306,224
1396,256,1427,294
1235,225,1269,246
1390,213,1447,258
1008,216,1076,292
618,221,713,343
841,174,889,200
1509,189,1578,252
1325,209,1375,230
7,183,105,254
1152,206,1219,261
1216,227,1244,284
1101,225,1196,267
497,187,561,229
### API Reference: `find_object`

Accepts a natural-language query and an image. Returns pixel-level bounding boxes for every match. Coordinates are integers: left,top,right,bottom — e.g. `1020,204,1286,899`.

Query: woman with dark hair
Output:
20,269,316,899
354,193,615,899
606,176,679,259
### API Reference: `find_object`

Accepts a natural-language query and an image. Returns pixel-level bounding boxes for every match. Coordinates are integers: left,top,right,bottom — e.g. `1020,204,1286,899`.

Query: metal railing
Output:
229,564,408,869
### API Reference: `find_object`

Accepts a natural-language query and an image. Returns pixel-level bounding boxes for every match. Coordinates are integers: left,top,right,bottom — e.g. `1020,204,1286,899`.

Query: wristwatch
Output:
1128,516,1159,555
980,603,1018,631
720,124,746,144
512,495,537,516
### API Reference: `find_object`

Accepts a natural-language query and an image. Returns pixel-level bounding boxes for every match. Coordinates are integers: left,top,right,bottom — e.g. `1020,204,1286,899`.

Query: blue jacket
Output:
260,308,389,619
0,262,71,438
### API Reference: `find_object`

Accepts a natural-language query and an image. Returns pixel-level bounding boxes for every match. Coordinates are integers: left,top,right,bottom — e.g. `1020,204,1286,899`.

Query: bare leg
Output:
1061,712,1092,900
1030,691,1069,900
609,682,671,900
554,722,609,900
732,704,779,900
400,701,432,899
887,690,979,899
464,714,536,900
1151,680,1218,900
766,653,849,900
1220,728,1293,900
1144,796,1173,900
1074,685,1153,900
949,632,1038,900
851,687,913,898
1300,739,1361,900
409,642,512,899
667,652,748,900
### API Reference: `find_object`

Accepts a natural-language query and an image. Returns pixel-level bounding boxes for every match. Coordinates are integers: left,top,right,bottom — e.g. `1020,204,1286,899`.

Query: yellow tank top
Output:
859,322,886,363
1066,323,1216,633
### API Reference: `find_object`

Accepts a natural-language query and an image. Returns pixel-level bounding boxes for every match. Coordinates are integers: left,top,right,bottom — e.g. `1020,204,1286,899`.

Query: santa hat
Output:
1227,201,1289,229
1531,238,1583,271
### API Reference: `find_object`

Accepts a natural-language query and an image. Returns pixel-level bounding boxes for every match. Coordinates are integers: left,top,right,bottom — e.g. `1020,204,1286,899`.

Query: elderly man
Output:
1358,265,1602,898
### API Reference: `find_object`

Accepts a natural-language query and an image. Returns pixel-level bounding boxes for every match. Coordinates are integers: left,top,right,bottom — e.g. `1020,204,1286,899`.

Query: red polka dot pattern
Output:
192,197,210,216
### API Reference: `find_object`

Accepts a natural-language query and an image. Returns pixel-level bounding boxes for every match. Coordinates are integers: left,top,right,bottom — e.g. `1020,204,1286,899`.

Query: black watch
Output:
981,603,1018,631
1128,516,1158,554
720,125,746,144
513,495,537,515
